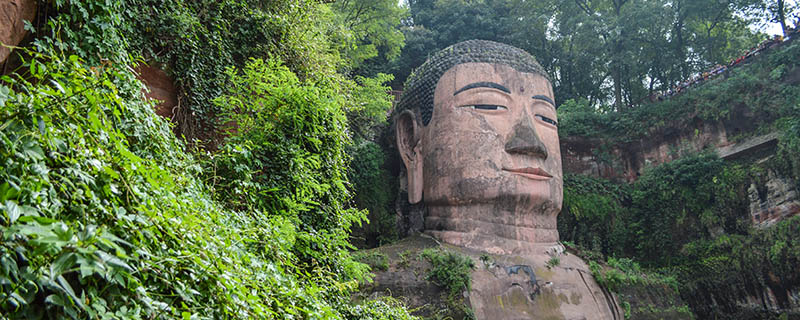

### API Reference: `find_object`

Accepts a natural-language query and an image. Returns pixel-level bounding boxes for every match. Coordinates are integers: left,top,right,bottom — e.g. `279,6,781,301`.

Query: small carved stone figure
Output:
393,40,622,319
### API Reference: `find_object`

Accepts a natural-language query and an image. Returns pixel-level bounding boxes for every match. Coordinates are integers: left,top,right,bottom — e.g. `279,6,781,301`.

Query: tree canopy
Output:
379,0,773,109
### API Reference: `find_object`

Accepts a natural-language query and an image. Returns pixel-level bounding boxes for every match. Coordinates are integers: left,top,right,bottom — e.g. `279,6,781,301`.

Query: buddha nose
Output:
504,113,548,159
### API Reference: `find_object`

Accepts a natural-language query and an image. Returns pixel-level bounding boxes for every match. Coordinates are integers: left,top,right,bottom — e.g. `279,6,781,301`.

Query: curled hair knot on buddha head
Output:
396,40,549,126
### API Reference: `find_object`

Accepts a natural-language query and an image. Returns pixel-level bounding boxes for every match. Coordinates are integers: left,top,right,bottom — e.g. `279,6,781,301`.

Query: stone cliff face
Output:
359,235,624,320
0,0,37,66
135,64,179,119
557,105,800,319
748,168,800,227
560,114,800,227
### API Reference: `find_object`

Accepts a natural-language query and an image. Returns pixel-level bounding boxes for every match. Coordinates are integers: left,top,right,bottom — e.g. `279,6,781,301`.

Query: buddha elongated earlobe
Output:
396,110,423,203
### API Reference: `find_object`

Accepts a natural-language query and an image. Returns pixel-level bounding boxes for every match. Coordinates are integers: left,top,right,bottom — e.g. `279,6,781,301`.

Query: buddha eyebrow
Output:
454,82,510,95
532,95,555,106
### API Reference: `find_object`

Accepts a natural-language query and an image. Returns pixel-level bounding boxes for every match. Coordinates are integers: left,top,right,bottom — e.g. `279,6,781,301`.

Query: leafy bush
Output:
589,258,679,292
677,216,800,318
128,0,345,137
209,58,357,231
348,140,397,247
562,150,798,318
772,116,800,188
627,154,749,266
559,41,800,143
557,98,610,138
352,251,389,272
419,249,474,297
0,0,416,318
342,71,397,249
559,173,631,256
343,297,420,320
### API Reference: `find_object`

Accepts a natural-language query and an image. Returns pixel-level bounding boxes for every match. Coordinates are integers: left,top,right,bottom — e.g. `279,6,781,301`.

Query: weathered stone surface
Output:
397,61,564,252
0,0,36,65
718,132,779,159
560,116,800,227
748,169,800,226
357,235,466,319
469,248,621,320
360,234,622,320
560,119,734,183
135,64,178,119
387,40,621,318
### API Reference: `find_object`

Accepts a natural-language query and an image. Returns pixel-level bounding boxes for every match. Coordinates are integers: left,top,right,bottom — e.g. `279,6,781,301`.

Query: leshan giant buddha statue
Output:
393,40,622,319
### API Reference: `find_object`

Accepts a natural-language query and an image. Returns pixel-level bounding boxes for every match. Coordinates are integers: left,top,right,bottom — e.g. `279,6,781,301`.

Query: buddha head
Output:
395,40,562,249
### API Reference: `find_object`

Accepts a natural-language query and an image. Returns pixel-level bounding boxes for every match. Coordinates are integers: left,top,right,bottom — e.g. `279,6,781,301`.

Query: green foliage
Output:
417,249,476,320
621,301,632,319
546,256,560,268
127,0,352,139
772,116,800,187
0,45,417,320
30,0,131,64
562,41,800,142
343,297,420,320
398,250,413,269
677,216,800,318
559,173,630,256
562,154,750,264
589,258,679,292
329,0,408,70
0,0,417,318
348,141,397,247
418,249,474,298
353,251,389,272
626,154,748,265
343,71,397,248
562,149,799,318
346,73,395,141
557,98,610,138
209,58,358,232
124,0,407,140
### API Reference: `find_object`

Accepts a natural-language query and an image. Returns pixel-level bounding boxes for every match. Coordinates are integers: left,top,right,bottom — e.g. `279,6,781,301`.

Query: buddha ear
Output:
396,110,423,204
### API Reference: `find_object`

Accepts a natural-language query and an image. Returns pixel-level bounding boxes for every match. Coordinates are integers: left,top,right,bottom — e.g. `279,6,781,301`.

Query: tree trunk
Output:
613,0,627,109
778,0,788,37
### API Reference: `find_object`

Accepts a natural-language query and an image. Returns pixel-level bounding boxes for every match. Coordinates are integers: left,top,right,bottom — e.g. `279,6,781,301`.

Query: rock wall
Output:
135,64,179,119
560,115,800,227
359,234,624,320
0,0,37,66
560,118,733,182
748,168,800,227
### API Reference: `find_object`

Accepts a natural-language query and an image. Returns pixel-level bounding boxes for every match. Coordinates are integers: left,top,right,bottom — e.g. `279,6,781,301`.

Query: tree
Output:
390,0,764,110
767,0,799,36
330,0,408,70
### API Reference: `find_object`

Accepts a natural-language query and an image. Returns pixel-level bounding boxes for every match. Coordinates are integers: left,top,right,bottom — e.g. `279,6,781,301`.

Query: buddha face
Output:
397,62,562,215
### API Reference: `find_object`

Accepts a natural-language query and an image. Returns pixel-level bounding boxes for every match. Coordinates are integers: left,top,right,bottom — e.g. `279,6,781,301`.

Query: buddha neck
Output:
423,202,561,256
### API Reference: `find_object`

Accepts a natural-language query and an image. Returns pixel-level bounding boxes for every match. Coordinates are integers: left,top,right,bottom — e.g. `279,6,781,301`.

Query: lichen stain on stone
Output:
490,286,566,319
507,287,529,308
531,288,567,320
570,292,582,305
536,266,555,281
558,293,570,304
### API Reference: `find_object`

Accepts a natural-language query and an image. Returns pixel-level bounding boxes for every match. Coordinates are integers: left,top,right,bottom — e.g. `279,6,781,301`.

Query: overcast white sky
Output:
752,0,800,35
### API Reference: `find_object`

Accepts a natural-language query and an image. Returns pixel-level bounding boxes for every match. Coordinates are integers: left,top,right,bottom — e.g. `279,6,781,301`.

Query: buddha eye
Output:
461,105,508,111
535,114,558,127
